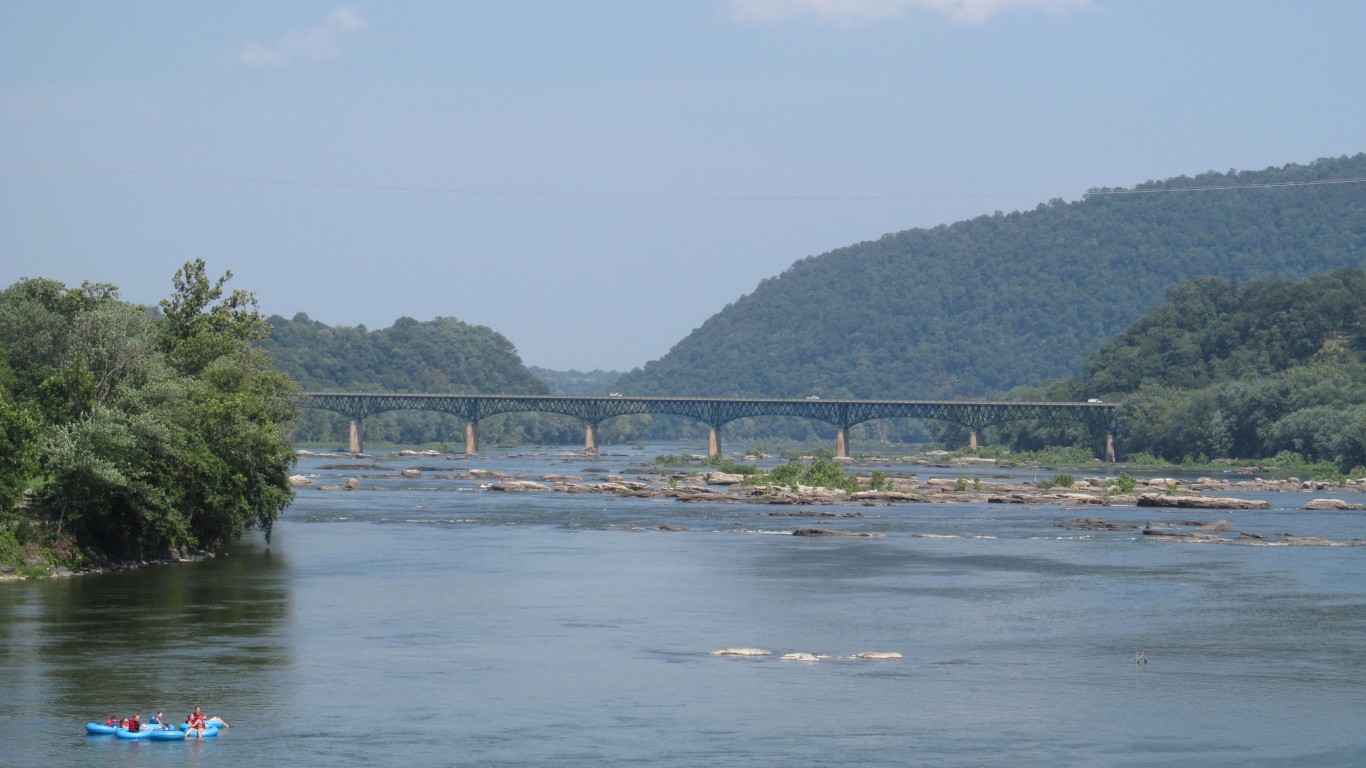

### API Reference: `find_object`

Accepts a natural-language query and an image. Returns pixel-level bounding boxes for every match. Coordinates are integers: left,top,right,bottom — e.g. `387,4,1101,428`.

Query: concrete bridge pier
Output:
708,426,722,458
836,428,850,459
1106,433,1116,462
585,424,598,453
348,420,363,454
968,431,979,450
465,422,479,455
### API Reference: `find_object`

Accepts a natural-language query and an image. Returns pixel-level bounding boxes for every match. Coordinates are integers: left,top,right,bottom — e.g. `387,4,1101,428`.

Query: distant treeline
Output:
261,314,650,447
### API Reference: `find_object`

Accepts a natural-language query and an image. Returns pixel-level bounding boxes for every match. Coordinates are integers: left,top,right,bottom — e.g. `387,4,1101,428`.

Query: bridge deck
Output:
301,392,1117,458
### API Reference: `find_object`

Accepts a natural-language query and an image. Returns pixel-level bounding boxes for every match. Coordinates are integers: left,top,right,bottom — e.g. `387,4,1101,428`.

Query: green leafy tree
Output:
1,263,299,565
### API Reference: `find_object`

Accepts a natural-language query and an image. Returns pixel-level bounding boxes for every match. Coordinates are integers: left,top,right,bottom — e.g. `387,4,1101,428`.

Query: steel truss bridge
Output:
302,392,1119,460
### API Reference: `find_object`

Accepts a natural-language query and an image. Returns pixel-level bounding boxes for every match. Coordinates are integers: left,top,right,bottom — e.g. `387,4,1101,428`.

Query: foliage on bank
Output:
995,269,1366,471
0,262,299,570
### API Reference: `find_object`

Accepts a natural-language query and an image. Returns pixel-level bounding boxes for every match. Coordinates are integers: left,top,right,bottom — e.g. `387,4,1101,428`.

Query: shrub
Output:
1038,473,1075,490
1112,472,1137,494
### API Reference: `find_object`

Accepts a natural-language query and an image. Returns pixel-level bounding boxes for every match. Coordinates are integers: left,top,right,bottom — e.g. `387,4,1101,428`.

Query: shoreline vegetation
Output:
0,262,299,582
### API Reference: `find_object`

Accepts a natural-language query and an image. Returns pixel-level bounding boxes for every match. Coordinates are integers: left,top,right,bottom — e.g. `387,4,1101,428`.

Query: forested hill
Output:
1018,269,1366,469
261,313,548,394
615,154,1366,399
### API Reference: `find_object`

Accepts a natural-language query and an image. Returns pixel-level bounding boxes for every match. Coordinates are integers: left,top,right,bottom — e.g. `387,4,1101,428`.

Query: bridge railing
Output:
300,392,1118,459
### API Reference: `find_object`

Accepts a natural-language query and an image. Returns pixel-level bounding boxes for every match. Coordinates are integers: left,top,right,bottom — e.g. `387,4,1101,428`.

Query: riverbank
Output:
0,547,217,582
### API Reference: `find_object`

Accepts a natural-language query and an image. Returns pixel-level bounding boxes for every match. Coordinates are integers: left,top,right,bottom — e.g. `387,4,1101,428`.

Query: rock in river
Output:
1135,494,1269,510
712,647,772,656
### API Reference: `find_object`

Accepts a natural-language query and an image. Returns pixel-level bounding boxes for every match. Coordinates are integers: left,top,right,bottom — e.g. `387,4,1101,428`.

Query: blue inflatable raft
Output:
85,722,218,740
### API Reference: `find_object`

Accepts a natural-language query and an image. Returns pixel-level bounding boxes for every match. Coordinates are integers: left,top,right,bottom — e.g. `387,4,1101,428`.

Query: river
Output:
2,445,1364,766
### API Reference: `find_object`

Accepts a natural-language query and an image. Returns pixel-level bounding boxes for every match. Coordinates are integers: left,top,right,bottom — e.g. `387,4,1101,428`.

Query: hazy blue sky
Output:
2,1,1362,371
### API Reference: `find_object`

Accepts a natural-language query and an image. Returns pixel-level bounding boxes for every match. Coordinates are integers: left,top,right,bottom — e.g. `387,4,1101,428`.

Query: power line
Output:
3,156,1364,202
1083,177,1366,196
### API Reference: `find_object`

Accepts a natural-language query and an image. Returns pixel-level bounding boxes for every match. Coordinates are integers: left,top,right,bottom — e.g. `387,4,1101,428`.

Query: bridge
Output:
301,393,1119,460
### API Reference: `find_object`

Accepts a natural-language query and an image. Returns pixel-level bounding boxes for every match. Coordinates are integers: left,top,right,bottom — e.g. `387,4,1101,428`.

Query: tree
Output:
1,262,300,565
160,259,270,375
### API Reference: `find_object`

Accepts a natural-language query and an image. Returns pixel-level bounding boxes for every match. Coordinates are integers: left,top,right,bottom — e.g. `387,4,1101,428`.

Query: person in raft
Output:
184,706,231,738
128,714,142,733
105,716,118,727
185,708,208,738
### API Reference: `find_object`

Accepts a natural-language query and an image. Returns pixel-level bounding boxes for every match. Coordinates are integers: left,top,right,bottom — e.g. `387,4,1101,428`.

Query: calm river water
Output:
2,445,1364,766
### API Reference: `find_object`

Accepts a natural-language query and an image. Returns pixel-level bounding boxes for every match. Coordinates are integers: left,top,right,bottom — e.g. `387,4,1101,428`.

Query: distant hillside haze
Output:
528,366,624,395
615,154,1366,399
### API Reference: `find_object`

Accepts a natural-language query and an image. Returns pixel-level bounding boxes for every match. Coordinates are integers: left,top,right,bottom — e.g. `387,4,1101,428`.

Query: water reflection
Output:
1,534,289,726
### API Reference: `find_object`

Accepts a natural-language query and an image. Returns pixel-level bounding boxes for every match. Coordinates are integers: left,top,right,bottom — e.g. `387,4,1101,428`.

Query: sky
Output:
2,1,1363,372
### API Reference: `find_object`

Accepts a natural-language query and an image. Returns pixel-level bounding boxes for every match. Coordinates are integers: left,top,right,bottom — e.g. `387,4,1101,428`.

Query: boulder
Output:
1056,517,1138,531
1303,498,1365,510
557,484,610,494
288,475,314,486
711,647,772,656
1136,494,1269,509
704,472,747,485
792,528,876,537
400,468,421,478
490,480,551,493
850,490,924,502
1057,493,1107,505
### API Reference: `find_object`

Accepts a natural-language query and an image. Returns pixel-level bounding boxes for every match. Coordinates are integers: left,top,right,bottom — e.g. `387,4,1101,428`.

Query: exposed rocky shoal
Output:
304,456,1366,512
296,454,1366,548
359,470,1363,509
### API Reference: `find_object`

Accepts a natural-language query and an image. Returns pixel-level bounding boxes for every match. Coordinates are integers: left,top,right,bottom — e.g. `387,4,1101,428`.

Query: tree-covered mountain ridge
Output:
615,154,1366,399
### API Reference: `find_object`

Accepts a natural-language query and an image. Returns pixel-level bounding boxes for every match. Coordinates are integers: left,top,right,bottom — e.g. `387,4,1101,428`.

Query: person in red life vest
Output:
185,707,208,739
119,718,130,729
105,716,118,727
128,714,141,733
